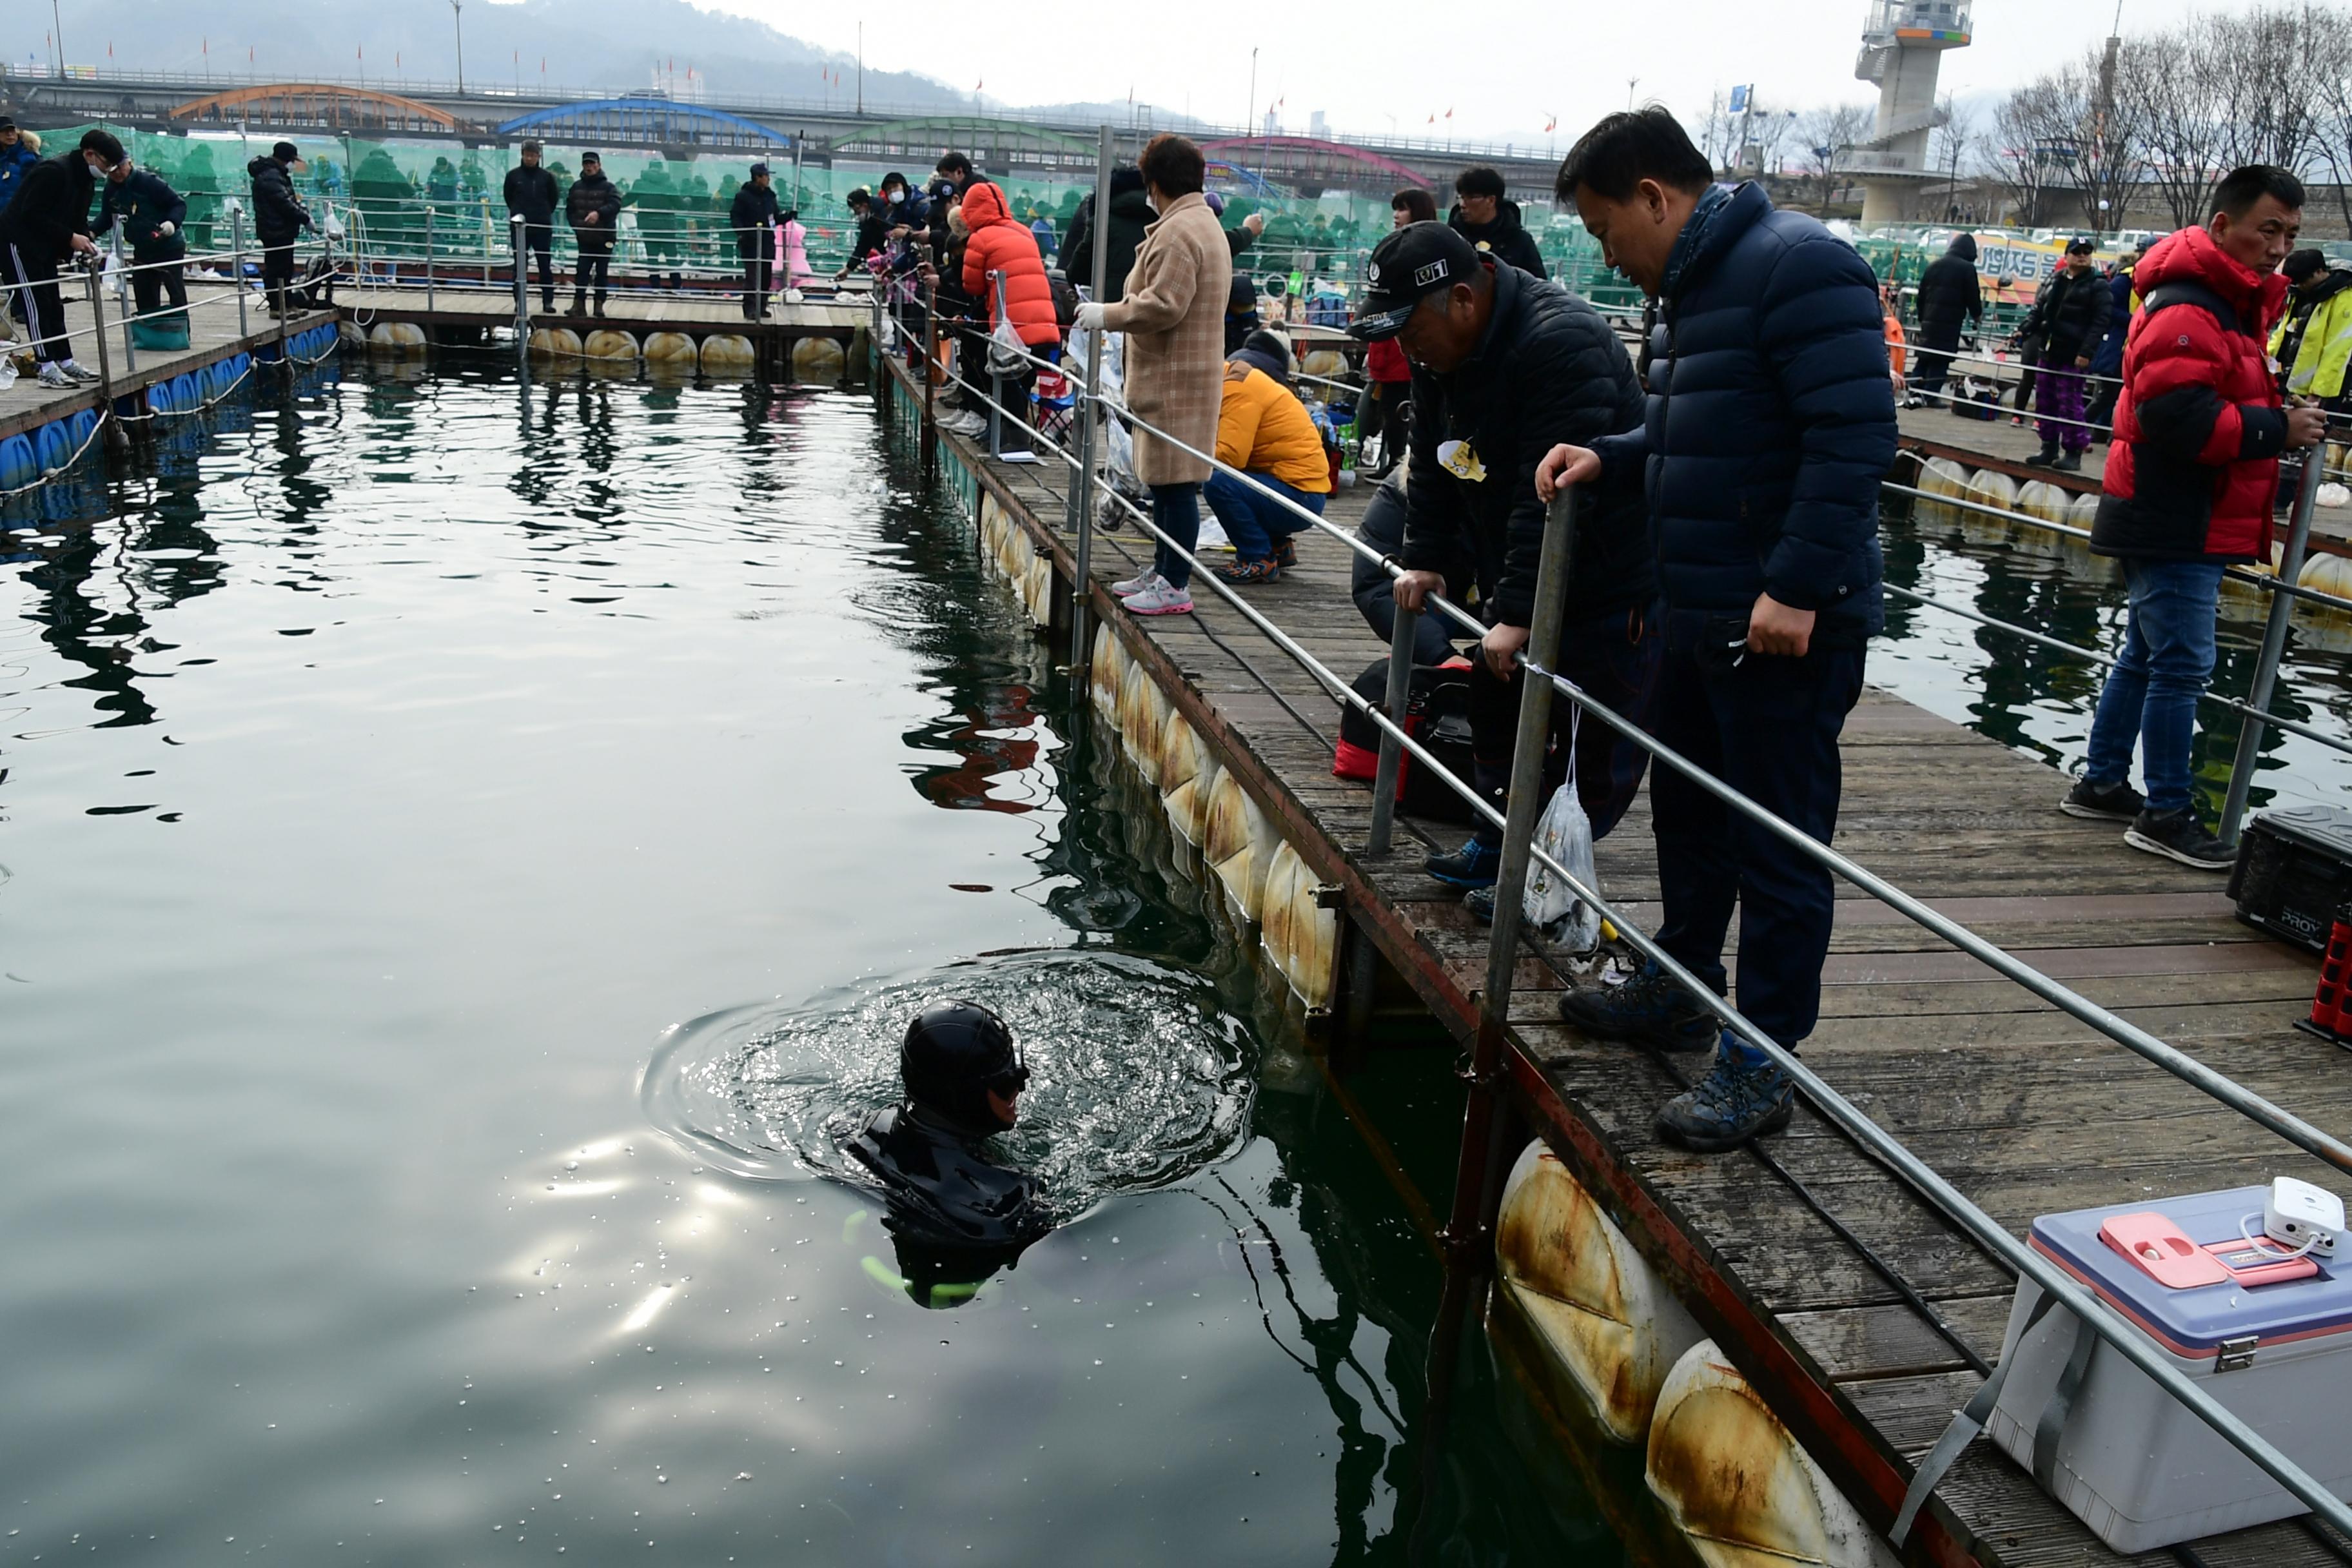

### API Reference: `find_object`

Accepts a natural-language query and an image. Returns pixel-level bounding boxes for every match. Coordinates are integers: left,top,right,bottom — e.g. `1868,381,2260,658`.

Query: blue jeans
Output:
1148,483,1203,591
1202,469,1325,561
2083,559,2224,814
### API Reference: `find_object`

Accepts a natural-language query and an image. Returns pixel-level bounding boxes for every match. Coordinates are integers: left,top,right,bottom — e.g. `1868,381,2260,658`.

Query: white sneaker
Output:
37,362,72,388
1111,569,1160,596
59,360,101,384
1122,577,1193,616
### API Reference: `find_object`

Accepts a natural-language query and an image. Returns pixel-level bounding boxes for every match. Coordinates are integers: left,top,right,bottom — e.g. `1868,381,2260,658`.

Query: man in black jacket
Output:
729,162,781,320
836,188,893,281
564,152,620,317
247,141,312,317
504,140,560,313
1448,166,1547,280
1912,231,1981,406
0,129,120,385
1355,223,1659,908
95,155,190,320
2019,237,2113,469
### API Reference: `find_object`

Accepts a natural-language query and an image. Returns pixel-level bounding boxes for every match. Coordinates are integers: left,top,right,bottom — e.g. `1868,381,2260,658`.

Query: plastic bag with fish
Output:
1524,729,1601,952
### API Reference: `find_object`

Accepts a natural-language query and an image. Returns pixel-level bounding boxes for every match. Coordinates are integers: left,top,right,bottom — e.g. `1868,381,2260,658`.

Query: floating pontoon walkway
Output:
877,348,2352,1567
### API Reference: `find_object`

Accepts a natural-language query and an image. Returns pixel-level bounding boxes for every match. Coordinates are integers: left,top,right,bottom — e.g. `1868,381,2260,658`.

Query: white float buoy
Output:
1090,625,1125,721
1117,662,1169,785
1496,1141,1705,1444
1258,839,1338,1004
368,320,427,353
582,329,640,361
1959,467,2017,545
1023,554,1055,631
642,331,698,366
1204,770,1277,923
1915,456,1969,531
527,327,582,359
699,333,756,373
790,337,847,382
1647,1340,1902,1568
1158,712,1223,848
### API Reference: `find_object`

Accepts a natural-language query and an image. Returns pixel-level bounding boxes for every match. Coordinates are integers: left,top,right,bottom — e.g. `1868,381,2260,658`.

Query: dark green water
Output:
0,364,1628,1565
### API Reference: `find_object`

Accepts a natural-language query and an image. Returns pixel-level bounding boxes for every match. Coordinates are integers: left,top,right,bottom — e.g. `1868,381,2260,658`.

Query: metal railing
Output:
872,144,2352,1549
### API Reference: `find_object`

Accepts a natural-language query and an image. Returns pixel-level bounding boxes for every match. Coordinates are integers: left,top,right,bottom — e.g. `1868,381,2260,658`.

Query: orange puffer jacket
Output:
960,183,1061,349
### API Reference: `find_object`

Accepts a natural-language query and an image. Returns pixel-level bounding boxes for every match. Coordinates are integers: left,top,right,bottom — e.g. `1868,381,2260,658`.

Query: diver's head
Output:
901,999,1028,1133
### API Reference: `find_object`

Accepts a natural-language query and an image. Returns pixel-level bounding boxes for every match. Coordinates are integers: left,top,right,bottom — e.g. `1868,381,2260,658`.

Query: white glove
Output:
1073,300,1110,331
158,220,176,238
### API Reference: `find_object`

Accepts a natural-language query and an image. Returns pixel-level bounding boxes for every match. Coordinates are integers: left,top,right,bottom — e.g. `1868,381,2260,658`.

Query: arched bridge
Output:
495,99,791,152
169,84,462,135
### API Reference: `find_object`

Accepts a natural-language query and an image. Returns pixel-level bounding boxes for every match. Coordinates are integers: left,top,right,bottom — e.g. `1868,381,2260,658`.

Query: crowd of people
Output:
879,112,2326,1155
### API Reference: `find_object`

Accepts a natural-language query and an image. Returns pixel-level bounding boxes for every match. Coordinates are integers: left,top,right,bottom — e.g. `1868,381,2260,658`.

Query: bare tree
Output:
1687,88,1743,177
1993,75,2073,228
2199,8,2320,177
2302,6,2352,233
2072,44,2147,237
1748,102,1799,178
1796,104,1874,213
2113,26,2219,228
1930,95,1977,219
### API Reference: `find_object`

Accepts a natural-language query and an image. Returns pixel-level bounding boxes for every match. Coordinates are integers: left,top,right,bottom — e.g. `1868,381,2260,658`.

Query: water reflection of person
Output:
845,1001,1051,1308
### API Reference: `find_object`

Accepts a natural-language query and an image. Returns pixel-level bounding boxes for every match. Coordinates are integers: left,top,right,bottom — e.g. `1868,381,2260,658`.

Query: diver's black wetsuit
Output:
846,1103,1051,1249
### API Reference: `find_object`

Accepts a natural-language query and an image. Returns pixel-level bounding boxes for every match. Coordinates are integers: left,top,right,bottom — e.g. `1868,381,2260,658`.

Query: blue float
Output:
66,409,99,451
170,373,199,411
0,434,36,488
32,421,72,474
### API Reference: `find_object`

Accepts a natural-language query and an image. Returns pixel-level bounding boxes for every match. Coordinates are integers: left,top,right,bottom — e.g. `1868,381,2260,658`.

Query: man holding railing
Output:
94,155,188,325
1358,222,1660,918
1536,108,1894,1153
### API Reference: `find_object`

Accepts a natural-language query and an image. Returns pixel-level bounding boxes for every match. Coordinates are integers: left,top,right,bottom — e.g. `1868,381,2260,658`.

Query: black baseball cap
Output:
2064,235,2096,255
1348,222,1480,341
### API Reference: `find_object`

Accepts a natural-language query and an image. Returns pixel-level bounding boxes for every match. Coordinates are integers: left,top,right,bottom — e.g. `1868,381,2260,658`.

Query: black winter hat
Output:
2284,248,2329,284
1230,329,1293,382
901,1001,1028,1132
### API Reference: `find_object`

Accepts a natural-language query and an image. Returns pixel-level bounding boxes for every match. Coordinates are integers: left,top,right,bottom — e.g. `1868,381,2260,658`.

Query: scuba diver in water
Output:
846,1001,1052,1305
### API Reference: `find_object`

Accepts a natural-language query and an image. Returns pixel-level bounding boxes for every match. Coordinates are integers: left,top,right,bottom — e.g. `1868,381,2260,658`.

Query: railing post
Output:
1447,487,1577,1248
81,257,121,449
425,204,436,312
511,213,530,365
919,275,939,473
986,268,1006,460
1366,601,1420,855
112,237,138,378
2219,436,2323,845
230,208,248,337
1064,122,1115,678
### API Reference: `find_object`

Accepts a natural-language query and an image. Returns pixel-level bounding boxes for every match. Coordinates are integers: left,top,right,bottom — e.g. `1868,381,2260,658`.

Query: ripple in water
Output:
641,952,1257,1217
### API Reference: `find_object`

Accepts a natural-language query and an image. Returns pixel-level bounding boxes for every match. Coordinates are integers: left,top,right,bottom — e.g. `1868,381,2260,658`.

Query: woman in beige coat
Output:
1073,133,1233,616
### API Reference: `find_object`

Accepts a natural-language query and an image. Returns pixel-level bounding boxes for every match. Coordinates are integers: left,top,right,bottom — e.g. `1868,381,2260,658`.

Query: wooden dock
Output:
877,349,2352,1567
1,286,333,446
337,283,869,340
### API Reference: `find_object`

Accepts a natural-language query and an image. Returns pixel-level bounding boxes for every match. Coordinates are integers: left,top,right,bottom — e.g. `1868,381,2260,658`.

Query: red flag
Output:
1445,107,1454,119
1427,113,1435,124
1545,113,1556,132
975,78,984,91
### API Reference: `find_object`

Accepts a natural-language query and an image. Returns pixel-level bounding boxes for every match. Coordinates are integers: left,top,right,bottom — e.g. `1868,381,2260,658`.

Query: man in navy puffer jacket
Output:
1538,108,1895,1153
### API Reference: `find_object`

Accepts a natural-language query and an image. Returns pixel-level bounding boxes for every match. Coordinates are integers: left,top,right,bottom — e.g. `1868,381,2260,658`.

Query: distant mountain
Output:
44,0,972,113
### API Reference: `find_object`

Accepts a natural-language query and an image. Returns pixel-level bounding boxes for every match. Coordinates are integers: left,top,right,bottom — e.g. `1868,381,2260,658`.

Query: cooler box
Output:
1987,1186,2352,1551
2228,802,2352,953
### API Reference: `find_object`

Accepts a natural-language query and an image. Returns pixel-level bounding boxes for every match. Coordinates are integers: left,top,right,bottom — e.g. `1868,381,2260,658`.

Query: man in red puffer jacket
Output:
2065,165,2328,868
959,181,1061,453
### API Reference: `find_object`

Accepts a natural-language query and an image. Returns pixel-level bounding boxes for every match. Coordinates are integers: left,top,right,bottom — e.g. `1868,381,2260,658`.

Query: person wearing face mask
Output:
1448,165,1547,280
93,153,190,328
0,128,121,387
247,140,315,317
846,1001,1047,1257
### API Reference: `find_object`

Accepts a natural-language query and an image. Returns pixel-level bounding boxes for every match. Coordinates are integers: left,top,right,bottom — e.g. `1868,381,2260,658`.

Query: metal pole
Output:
112,237,138,378
1366,602,1420,855
426,204,436,311
231,208,248,336
919,275,939,473
81,259,120,446
986,269,1007,459
511,212,529,365
1446,488,1576,1252
1065,124,1115,676
2219,435,2324,845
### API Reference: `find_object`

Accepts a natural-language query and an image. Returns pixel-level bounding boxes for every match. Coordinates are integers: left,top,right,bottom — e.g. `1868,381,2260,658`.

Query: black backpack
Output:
1046,268,1080,329
1333,656,1475,823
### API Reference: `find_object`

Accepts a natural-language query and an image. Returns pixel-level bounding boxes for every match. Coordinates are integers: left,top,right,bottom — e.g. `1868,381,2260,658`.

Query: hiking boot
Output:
1121,577,1193,616
1424,836,1502,888
1556,961,1716,1052
1656,1046,1795,1152
1212,558,1280,585
593,295,609,317
2061,776,2144,823
2051,450,2083,473
2124,807,2237,871
2024,444,2059,467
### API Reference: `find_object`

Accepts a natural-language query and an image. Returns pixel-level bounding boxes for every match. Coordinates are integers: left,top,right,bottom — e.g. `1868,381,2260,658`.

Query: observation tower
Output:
1850,0,1972,223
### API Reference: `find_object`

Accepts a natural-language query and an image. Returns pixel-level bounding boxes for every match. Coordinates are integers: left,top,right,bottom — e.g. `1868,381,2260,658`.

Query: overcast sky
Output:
701,0,2286,144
